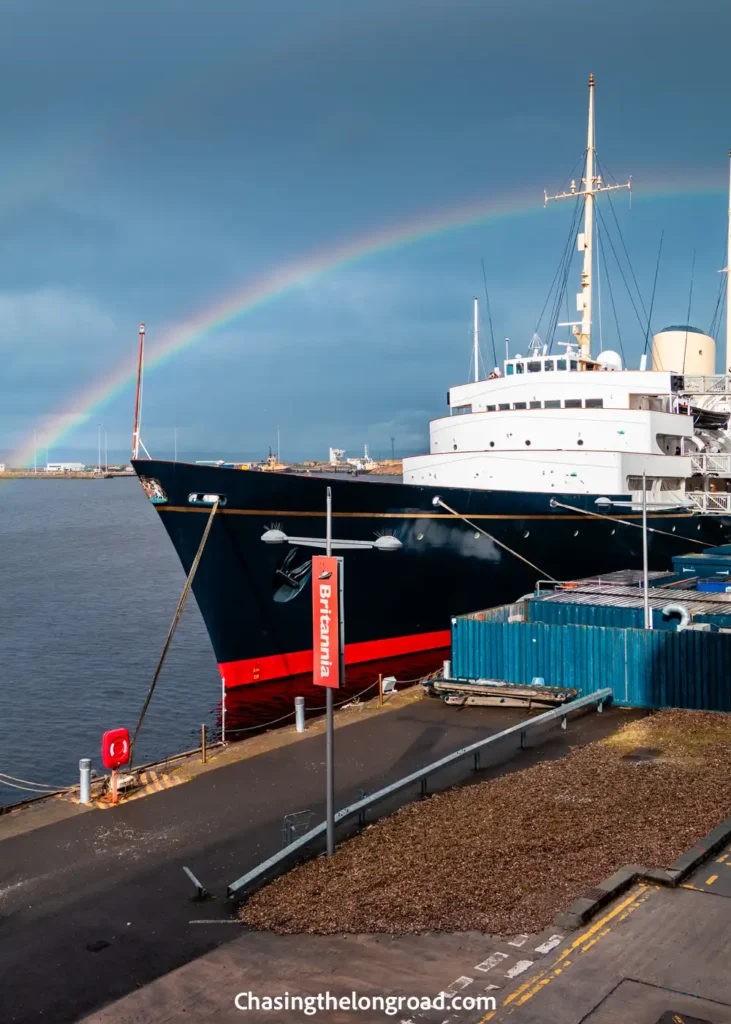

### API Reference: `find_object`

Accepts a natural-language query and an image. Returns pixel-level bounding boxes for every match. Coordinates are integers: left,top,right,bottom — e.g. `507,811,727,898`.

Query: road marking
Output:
534,934,563,955
474,885,651,1022
483,984,500,992
706,874,718,885
717,853,728,863
443,976,473,995
504,961,533,979
474,953,509,972
507,934,530,948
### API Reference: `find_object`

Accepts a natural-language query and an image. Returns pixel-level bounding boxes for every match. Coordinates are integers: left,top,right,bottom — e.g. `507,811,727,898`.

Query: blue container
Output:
451,617,731,712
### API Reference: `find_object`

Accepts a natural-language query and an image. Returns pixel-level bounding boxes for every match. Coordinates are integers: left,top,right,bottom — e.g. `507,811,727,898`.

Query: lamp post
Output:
262,487,401,855
595,475,653,629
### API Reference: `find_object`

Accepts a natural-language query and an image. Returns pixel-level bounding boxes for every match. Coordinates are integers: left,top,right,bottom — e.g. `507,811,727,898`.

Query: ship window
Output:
570,360,578,370
507,364,514,375
577,439,584,445
565,399,582,409
498,403,510,410
525,439,531,446
545,399,560,408
513,402,526,409
489,441,495,447
527,360,542,373
557,359,567,370
544,359,555,371
585,398,604,408
486,404,496,412
453,404,472,415
529,401,541,409
515,362,524,373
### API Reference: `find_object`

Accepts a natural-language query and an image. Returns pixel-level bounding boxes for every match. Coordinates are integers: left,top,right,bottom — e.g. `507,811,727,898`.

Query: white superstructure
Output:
403,77,731,508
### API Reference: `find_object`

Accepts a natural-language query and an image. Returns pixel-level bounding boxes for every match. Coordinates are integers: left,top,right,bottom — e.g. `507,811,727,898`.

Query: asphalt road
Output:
0,698,635,1023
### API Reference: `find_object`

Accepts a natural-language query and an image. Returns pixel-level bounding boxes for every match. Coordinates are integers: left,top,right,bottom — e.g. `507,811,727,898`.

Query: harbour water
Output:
0,476,446,805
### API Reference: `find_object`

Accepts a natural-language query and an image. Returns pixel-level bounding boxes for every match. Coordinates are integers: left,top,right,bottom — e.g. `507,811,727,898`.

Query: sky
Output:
1,0,731,465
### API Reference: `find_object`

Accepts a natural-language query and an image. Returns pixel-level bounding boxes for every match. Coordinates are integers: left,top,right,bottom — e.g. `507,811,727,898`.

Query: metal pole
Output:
295,696,305,732
325,486,335,856
642,471,651,629
201,724,207,763
378,673,383,706
221,675,227,744
79,758,91,804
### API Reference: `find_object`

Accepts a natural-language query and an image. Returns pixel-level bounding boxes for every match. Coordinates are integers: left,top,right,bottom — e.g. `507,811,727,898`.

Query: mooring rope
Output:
131,499,220,760
434,497,556,581
548,498,712,547
0,772,57,793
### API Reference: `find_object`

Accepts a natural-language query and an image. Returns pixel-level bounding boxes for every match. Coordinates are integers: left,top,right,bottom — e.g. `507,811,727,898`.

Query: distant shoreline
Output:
0,471,134,480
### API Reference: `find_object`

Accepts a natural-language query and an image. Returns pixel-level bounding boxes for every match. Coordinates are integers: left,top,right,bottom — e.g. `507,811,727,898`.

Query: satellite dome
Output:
596,350,622,371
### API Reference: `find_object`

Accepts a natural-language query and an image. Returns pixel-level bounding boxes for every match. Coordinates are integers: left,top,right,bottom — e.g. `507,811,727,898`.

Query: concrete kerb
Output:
555,812,731,930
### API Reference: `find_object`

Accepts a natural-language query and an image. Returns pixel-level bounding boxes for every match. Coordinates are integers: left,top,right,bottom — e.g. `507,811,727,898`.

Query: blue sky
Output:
1,0,730,464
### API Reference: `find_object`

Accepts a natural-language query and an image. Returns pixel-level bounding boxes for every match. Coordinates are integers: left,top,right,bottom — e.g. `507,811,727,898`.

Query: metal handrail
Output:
227,688,612,898
686,491,731,513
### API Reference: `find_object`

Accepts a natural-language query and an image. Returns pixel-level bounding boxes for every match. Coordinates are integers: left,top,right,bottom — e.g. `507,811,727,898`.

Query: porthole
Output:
672,525,676,532
489,441,495,448
697,525,701,531
525,440,531,446
610,528,616,535
416,533,424,541
577,439,584,446
474,532,480,539
573,530,579,537
523,530,530,538
453,444,457,451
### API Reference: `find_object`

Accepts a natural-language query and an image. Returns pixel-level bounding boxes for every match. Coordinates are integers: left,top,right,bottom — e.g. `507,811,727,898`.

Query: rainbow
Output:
8,169,726,467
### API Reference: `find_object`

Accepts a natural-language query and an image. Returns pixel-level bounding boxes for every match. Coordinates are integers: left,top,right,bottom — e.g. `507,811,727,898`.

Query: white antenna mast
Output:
726,149,731,374
544,75,630,362
473,297,479,382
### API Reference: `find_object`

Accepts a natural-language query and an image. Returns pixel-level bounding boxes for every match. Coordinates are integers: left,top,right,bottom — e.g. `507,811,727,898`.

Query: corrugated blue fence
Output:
451,618,731,712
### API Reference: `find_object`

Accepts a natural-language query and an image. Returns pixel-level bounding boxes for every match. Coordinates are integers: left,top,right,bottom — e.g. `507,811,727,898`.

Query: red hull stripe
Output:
218,629,451,688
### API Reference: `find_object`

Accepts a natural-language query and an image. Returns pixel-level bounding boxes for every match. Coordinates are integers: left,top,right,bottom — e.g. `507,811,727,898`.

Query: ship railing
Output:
227,688,613,899
689,453,731,476
678,374,731,395
686,491,731,514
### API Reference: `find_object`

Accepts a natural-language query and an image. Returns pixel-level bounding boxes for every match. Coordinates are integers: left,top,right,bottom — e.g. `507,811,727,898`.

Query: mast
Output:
726,150,731,375
577,73,596,361
473,297,479,381
544,75,630,363
132,322,145,460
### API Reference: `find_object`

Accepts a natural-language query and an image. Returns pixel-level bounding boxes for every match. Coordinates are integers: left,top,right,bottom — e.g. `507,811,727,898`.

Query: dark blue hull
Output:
133,460,731,686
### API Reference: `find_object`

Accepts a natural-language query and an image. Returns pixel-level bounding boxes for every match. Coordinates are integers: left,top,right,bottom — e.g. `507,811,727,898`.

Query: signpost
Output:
312,488,345,856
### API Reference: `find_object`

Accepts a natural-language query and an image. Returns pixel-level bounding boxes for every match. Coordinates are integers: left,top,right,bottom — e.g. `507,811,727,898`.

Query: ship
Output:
134,76,731,689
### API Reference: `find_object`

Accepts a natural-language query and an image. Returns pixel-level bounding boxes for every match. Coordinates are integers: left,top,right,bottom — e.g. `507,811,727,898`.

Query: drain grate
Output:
582,886,608,901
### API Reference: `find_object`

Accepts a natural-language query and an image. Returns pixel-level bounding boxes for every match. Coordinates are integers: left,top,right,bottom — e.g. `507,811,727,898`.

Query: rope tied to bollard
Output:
130,499,220,762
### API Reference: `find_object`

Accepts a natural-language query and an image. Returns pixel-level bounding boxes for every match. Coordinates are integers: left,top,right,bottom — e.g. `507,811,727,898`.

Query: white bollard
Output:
79,758,91,804
443,659,452,680
295,696,306,733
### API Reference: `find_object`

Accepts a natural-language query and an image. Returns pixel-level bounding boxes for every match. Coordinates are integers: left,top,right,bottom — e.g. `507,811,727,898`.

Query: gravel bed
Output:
239,710,731,936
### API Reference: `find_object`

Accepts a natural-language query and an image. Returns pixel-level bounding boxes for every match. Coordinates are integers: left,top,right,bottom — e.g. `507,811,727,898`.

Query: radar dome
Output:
651,326,715,374
596,350,622,371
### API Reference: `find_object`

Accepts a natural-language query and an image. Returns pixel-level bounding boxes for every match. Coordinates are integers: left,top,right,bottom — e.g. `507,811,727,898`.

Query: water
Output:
0,477,446,805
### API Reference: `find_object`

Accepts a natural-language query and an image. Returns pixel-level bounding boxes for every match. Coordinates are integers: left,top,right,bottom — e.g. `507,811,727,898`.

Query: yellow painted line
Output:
474,885,651,1022
706,874,719,885
158,505,695,522
716,853,728,863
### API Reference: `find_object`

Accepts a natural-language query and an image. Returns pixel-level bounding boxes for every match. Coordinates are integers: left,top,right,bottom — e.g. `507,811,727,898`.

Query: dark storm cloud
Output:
0,0,730,459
